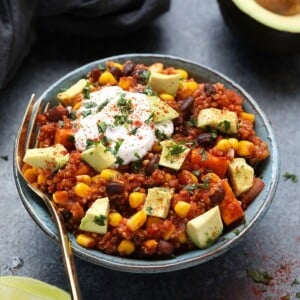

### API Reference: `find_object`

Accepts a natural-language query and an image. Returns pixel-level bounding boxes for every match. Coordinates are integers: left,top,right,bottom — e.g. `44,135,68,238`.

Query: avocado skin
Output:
217,0,300,53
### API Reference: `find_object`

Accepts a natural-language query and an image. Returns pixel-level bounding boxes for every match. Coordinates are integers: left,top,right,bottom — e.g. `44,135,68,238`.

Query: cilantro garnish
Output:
167,144,186,156
83,101,97,109
81,110,92,118
116,156,124,165
146,206,153,214
98,121,107,133
247,269,273,285
155,129,169,141
184,183,210,192
283,172,298,183
113,139,124,155
218,120,231,132
94,214,106,226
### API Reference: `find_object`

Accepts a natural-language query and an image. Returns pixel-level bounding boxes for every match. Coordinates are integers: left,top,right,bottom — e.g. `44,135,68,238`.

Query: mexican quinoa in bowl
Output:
20,55,273,265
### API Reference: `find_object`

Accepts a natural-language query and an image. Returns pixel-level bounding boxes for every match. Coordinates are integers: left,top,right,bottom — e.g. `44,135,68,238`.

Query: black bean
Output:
156,240,174,256
144,154,159,175
109,66,123,80
106,182,125,194
204,83,216,95
123,61,135,76
210,185,225,205
180,96,194,111
89,67,101,82
61,209,72,220
197,132,216,146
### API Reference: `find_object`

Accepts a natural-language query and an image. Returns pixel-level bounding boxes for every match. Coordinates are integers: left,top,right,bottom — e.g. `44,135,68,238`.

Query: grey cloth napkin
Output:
0,0,170,88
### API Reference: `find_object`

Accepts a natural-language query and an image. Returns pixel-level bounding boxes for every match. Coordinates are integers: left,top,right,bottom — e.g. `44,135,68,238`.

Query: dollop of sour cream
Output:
74,86,174,165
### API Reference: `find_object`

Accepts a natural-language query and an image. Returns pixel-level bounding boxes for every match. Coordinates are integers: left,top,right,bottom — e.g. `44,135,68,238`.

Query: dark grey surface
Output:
0,1,299,299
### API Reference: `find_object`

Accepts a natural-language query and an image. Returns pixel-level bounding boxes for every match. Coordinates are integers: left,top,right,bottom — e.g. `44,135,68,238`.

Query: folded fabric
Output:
0,0,170,89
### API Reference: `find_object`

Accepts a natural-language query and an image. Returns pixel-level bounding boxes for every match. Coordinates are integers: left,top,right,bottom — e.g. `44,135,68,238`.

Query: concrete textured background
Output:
0,1,299,299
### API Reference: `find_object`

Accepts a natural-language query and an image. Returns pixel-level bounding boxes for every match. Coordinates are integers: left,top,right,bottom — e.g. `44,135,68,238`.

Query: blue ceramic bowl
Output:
13,54,280,273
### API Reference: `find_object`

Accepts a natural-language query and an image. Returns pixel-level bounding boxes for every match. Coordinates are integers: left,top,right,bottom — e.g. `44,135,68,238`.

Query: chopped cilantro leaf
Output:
146,206,153,214
94,214,106,226
155,129,169,141
218,120,231,131
98,121,107,133
247,269,273,285
283,172,298,183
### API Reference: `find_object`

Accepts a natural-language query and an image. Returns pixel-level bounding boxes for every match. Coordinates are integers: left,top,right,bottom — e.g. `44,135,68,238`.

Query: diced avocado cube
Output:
186,206,223,249
81,143,116,172
147,72,181,96
57,79,87,106
147,95,179,123
143,187,174,219
23,144,69,172
197,107,238,134
79,197,109,234
159,140,190,170
228,158,254,196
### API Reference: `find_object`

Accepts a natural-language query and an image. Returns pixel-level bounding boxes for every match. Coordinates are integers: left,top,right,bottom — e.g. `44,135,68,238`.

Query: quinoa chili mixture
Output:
22,60,270,259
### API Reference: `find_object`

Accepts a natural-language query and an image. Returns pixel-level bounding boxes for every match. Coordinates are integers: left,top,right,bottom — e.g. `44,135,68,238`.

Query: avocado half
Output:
217,0,300,53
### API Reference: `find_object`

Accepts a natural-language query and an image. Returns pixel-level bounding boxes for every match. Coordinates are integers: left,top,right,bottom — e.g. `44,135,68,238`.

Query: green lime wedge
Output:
0,276,70,300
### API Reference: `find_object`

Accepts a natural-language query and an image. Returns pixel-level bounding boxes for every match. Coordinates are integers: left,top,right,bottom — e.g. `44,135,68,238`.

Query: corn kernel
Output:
112,62,124,71
72,101,82,111
129,192,146,208
228,138,239,150
99,169,121,181
37,173,47,185
178,231,188,244
53,190,69,204
216,139,231,152
148,62,164,73
178,80,198,98
76,234,96,248
108,212,123,227
127,210,147,232
175,69,188,79
240,112,255,123
76,175,92,186
159,93,175,102
74,182,91,198
23,168,38,183
117,239,135,256
164,173,173,182
237,140,255,157
174,201,191,218
99,71,117,85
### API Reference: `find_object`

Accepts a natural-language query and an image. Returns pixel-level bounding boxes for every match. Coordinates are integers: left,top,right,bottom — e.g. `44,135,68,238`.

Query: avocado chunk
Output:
57,79,87,106
147,72,181,96
143,187,174,219
197,107,238,134
186,206,224,249
23,144,69,172
217,0,300,53
79,197,109,234
159,140,190,170
228,157,254,196
81,143,116,172
147,95,179,123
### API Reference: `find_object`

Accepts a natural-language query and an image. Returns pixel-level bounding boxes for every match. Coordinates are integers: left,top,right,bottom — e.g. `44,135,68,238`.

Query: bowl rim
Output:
13,53,280,273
